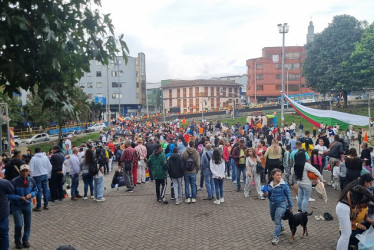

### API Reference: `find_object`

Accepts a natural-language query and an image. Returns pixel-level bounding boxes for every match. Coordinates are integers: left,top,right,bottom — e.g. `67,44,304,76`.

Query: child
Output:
311,149,323,174
339,160,347,190
362,159,371,174
210,148,226,205
332,161,340,190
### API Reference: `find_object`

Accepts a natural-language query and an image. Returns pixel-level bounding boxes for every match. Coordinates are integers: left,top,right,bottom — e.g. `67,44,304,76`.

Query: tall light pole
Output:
278,23,289,127
286,65,289,109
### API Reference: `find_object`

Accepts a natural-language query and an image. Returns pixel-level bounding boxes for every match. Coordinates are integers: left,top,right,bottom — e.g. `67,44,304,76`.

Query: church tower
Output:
306,21,314,44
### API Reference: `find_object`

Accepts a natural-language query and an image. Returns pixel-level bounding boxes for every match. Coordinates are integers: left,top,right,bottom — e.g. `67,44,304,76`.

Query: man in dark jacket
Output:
328,135,344,183
181,140,200,203
0,178,14,250
166,148,184,204
360,142,371,161
4,150,25,181
231,139,248,192
49,145,65,202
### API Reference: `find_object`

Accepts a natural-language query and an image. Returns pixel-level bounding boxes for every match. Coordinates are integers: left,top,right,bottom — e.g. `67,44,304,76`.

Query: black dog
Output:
282,209,313,243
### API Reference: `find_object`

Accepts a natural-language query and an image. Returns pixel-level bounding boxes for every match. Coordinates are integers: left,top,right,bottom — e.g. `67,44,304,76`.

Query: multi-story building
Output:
162,79,241,114
79,54,145,118
146,82,162,113
136,53,147,107
213,75,248,104
246,46,314,103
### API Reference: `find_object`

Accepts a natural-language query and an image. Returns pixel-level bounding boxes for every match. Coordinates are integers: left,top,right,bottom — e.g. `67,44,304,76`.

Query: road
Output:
7,165,341,250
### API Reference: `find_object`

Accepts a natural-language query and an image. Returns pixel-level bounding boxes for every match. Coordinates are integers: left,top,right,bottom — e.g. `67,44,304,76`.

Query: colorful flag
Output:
182,117,186,124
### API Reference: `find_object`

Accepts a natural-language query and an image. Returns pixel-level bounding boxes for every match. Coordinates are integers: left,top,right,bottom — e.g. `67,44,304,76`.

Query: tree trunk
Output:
58,117,63,140
343,90,348,108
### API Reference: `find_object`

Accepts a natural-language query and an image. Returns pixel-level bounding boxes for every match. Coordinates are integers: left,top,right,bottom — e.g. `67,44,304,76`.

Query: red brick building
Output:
246,46,314,103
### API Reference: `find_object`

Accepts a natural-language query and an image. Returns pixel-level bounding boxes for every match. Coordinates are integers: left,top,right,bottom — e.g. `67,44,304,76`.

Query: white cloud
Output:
101,0,374,82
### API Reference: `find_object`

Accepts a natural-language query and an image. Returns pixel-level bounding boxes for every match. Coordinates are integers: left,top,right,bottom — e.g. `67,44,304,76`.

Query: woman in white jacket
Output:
210,149,226,205
294,150,323,212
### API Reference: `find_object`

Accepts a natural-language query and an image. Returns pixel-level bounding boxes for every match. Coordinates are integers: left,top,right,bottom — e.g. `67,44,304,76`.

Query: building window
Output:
112,93,122,99
276,64,282,69
300,84,307,88
189,99,193,108
96,93,103,97
87,82,93,88
196,98,199,108
256,74,263,80
87,94,93,99
79,83,85,89
288,85,300,91
195,87,199,96
211,87,214,96
189,88,193,97
285,53,300,59
112,82,122,88
256,64,263,69
276,74,282,79
288,74,301,80
211,98,214,107
177,99,181,107
275,85,282,90
111,71,120,77
257,85,264,91
217,97,220,106
169,89,172,99
265,53,271,58
223,87,227,96
96,82,102,88
177,89,180,98
216,87,220,96
183,88,186,97
204,87,208,96
96,71,102,77
183,99,187,108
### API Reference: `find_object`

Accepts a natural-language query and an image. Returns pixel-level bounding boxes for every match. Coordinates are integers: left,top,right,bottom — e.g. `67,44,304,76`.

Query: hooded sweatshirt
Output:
166,153,184,178
30,152,52,178
181,147,200,173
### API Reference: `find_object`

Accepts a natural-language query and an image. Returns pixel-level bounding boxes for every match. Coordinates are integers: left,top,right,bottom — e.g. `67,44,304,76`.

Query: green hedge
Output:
28,132,100,153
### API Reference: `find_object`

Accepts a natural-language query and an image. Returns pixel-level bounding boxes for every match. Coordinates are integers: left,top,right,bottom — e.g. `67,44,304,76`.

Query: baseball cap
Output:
20,164,30,171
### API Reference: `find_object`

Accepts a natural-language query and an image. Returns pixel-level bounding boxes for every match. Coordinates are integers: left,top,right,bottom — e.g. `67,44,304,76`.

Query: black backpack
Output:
89,161,99,176
185,152,195,171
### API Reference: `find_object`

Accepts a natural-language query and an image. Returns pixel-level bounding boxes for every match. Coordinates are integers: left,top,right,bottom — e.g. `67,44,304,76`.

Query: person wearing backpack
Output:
166,147,184,205
181,140,200,203
80,149,95,200
200,144,214,200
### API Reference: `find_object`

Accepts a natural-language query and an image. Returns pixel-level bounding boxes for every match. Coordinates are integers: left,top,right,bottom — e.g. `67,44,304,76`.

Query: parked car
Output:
86,123,106,132
25,133,50,144
14,136,22,147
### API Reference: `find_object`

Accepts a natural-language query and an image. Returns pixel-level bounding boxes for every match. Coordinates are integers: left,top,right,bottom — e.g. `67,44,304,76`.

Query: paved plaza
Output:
8,165,341,250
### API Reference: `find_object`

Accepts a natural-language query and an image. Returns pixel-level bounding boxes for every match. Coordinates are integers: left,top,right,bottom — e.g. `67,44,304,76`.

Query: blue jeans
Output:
82,173,94,197
297,183,312,212
269,201,286,237
236,164,246,189
94,176,104,199
70,174,80,197
213,178,224,199
184,173,197,199
0,216,9,249
12,203,32,243
225,162,230,177
230,158,236,182
33,174,49,208
204,173,215,198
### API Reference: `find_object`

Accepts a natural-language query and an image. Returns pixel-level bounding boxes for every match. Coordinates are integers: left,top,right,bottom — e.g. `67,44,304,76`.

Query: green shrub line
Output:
28,132,100,153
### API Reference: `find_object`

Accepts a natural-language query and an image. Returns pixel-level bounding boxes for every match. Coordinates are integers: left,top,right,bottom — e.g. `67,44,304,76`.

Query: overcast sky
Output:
101,0,373,83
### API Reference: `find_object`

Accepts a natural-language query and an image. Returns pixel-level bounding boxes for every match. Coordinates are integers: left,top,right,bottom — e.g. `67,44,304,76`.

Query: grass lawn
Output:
28,132,100,153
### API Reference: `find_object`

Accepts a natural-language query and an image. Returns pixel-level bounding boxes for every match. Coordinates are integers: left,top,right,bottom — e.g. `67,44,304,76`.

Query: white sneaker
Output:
214,199,221,205
197,187,202,191
96,198,106,202
90,196,94,199
260,196,266,200
191,198,196,203
83,196,88,200
309,197,316,202
271,236,279,245
232,180,237,183
185,198,191,204
175,199,180,205
220,197,224,203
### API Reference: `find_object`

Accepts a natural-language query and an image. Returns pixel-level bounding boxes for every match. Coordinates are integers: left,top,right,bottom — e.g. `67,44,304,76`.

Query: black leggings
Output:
155,179,166,200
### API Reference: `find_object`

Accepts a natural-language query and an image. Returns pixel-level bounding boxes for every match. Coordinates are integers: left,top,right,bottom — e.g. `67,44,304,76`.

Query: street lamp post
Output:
278,23,289,127
286,65,289,110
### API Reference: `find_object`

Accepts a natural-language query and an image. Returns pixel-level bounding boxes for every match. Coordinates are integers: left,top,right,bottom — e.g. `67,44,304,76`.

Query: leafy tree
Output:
349,22,374,87
303,15,366,107
0,90,23,127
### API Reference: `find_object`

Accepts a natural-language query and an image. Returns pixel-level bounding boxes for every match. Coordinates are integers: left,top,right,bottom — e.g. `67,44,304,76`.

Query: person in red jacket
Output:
223,141,230,179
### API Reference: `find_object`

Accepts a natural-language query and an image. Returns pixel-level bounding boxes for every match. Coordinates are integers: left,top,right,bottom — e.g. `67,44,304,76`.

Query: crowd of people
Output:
0,117,374,249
